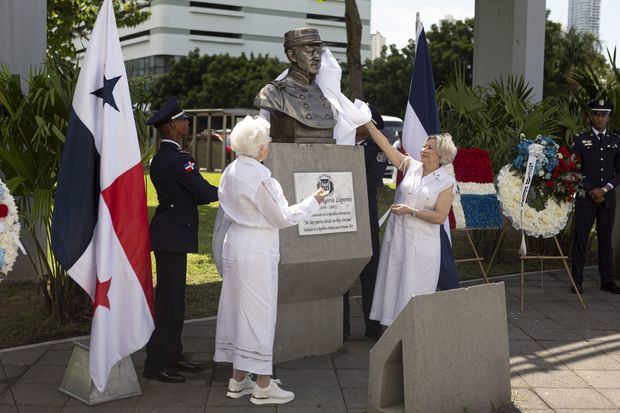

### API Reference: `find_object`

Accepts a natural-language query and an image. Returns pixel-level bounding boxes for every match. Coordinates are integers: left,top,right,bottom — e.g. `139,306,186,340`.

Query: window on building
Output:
190,30,241,39
189,2,242,12
306,13,345,23
125,55,176,78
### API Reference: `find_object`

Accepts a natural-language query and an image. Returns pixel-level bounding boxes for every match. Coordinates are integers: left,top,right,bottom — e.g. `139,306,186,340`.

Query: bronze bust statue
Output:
254,27,336,144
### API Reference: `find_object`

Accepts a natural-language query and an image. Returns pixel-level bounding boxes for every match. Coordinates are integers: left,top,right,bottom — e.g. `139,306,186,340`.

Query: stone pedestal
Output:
367,283,510,413
59,342,142,405
264,143,372,363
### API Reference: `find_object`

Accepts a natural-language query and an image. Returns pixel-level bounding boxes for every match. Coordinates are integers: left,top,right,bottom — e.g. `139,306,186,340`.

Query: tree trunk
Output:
345,0,364,100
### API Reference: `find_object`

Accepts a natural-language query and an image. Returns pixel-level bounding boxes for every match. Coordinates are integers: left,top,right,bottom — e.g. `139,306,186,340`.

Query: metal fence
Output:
149,108,259,172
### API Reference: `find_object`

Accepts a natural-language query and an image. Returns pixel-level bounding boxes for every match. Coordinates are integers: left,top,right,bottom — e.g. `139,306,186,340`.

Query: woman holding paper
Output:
214,115,327,405
366,122,457,326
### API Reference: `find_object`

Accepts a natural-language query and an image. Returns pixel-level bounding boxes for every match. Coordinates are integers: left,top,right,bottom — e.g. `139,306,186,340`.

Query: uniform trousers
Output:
343,225,381,336
572,204,615,285
145,251,187,372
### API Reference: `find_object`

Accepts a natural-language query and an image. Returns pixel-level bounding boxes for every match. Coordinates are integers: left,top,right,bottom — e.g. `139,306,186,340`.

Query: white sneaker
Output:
250,379,295,405
226,374,254,399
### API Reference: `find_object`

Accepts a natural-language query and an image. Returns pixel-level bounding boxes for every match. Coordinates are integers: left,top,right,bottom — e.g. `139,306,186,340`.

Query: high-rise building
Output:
371,32,386,60
567,0,601,37
84,0,371,78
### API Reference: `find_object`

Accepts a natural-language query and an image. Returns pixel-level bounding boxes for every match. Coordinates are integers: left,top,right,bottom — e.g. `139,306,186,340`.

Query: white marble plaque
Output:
294,172,357,236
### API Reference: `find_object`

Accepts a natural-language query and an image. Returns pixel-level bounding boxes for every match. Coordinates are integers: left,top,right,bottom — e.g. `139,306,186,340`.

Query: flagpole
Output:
415,12,421,41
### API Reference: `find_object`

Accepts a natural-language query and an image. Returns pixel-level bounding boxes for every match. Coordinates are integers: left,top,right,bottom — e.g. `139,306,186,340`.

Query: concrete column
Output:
614,190,620,280
0,0,47,92
473,0,546,102
0,1,47,282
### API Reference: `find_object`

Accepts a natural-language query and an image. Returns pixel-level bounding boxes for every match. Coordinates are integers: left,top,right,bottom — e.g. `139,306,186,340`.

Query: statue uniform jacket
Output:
149,141,218,252
572,130,620,208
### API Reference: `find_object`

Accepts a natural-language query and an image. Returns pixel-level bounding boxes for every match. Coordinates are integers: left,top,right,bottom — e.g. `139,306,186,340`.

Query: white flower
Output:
0,178,22,277
496,165,572,238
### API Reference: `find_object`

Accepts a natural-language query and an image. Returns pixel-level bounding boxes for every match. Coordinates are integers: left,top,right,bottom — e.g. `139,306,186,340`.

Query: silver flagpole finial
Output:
415,12,421,36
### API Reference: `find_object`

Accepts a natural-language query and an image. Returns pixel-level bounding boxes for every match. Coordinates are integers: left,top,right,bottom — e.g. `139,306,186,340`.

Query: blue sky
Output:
371,0,619,60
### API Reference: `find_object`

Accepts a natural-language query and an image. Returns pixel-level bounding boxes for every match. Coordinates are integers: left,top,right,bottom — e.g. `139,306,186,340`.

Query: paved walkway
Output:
2,268,620,412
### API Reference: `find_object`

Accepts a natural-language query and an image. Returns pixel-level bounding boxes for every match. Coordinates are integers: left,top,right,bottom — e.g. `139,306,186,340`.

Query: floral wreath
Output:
0,178,24,277
496,135,581,238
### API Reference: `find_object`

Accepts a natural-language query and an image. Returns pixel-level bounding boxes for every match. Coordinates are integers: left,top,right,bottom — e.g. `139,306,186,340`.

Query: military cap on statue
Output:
588,99,614,112
147,96,191,126
368,104,385,130
283,27,324,51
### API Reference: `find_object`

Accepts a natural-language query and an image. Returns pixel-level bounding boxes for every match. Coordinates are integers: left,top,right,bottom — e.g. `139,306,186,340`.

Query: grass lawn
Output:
0,173,597,349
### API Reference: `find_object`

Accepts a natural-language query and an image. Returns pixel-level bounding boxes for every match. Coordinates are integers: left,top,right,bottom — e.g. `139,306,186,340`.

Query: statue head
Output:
284,27,324,77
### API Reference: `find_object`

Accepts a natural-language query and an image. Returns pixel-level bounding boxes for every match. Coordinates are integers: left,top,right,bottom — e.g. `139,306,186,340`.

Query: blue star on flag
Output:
91,75,122,111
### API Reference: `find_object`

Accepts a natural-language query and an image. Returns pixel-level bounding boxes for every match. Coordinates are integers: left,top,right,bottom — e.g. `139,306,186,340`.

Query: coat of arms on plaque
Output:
317,174,334,195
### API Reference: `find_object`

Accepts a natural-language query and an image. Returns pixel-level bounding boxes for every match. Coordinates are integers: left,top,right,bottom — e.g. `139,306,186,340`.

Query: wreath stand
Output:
454,229,490,284
485,227,586,311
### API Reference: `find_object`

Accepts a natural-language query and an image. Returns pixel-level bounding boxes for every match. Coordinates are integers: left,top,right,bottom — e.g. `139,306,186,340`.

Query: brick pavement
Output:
2,267,620,412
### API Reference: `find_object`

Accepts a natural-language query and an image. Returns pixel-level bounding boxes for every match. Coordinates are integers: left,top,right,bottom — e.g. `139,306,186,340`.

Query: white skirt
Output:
214,223,279,375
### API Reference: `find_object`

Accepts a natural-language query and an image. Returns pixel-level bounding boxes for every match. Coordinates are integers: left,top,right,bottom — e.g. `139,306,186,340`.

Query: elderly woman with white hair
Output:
214,115,327,405
363,121,458,327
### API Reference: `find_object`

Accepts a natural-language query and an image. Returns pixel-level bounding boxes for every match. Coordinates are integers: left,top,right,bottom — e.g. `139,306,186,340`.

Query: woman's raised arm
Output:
365,121,408,172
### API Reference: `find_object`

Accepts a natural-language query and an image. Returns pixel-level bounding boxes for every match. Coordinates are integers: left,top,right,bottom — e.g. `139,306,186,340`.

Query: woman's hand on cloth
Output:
313,187,330,203
390,204,417,216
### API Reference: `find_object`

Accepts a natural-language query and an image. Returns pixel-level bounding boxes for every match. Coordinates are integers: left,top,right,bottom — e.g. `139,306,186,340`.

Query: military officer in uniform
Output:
571,99,620,294
343,105,387,340
143,97,219,383
254,27,336,144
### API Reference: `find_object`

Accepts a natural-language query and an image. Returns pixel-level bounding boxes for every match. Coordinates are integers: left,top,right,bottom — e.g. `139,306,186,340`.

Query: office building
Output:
109,0,371,78
568,0,601,37
371,31,386,60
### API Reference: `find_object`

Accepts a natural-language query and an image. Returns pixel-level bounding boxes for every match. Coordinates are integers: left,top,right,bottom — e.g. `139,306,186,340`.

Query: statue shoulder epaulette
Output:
272,79,287,89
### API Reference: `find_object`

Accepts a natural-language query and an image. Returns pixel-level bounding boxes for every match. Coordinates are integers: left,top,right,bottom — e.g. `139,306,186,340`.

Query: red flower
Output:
545,180,554,188
0,204,8,218
452,148,494,183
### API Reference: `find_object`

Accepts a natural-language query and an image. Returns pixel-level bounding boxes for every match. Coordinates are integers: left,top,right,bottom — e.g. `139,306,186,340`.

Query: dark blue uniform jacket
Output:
572,130,620,208
149,141,218,252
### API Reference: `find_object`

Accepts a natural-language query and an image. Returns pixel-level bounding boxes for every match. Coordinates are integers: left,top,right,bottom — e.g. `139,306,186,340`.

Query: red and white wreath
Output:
0,178,24,277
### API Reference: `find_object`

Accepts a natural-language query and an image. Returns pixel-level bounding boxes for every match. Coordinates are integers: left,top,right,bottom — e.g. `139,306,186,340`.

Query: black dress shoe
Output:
600,282,620,294
143,369,186,383
570,283,583,294
174,359,206,372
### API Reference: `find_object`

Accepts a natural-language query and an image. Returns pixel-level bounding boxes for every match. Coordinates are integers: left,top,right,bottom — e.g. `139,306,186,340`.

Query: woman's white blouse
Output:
218,156,319,229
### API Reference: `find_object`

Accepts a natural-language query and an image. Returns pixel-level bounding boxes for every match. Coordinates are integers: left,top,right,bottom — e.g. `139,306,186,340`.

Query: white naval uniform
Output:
214,156,320,375
369,157,455,326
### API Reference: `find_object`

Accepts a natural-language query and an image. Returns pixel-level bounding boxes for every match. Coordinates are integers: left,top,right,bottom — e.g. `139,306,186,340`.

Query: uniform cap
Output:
284,27,324,51
588,99,613,112
147,96,191,126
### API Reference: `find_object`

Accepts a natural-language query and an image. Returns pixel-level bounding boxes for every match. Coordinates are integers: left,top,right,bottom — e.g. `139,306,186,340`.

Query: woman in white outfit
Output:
214,115,327,405
365,121,457,327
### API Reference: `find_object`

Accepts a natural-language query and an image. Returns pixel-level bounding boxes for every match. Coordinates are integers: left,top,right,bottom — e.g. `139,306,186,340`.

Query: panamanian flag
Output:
51,0,154,392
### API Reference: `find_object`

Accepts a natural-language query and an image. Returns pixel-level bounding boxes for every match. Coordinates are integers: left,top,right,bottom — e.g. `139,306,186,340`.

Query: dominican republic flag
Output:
400,13,440,161
447,149,504,230
51,0,154,392
399,14,452,238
